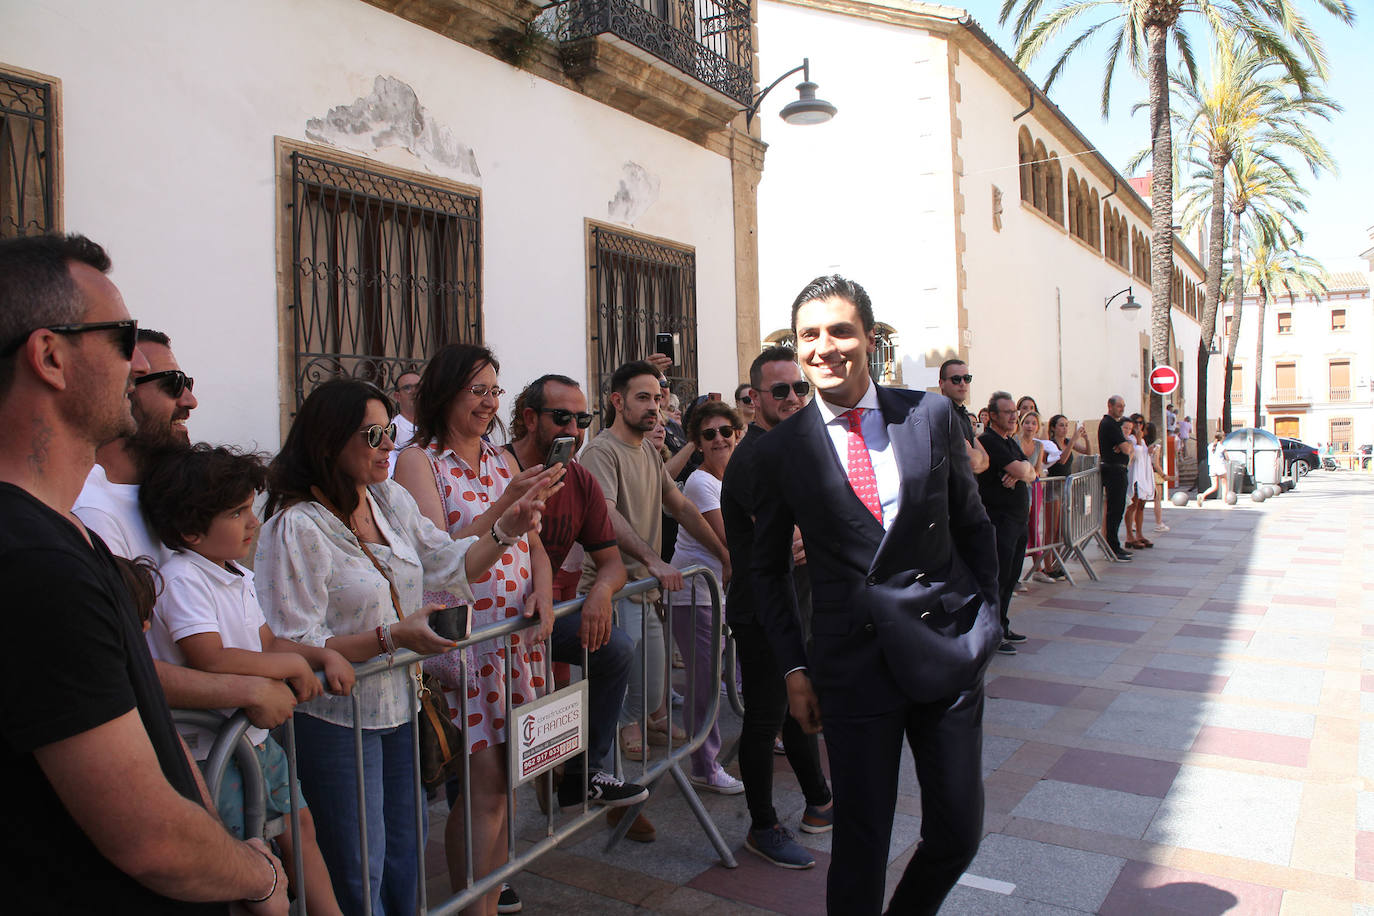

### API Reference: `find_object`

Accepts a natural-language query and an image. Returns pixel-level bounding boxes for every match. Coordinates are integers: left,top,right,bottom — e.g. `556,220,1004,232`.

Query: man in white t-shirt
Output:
72,329,296,728
387,370,420,474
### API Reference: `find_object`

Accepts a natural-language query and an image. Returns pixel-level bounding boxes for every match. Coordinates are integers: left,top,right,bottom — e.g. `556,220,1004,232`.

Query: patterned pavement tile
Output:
1062,624,1145,644
987,676,1085,707
686,847,828,915
1098,861,1283,915
1203,703,1315,740
1222,662,1326,706
1189,725,1310,767
1145,766,1303,865
1011,780,1161,838
1129,667,1230,694
1044,748,1180,798
962,833,1125,912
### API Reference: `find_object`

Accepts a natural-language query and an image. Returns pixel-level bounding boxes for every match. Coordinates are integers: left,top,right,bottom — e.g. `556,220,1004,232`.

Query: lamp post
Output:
1105,287,1141,311
744,58,837,127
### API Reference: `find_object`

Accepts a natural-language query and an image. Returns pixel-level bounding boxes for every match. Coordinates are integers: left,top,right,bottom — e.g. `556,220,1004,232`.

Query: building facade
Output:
1224,271,1373,452
2,0,767,449
754,0,1218,429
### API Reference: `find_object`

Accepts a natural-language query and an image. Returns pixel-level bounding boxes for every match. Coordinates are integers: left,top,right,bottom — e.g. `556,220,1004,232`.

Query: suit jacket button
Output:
866,575,877,586
863,623,875,633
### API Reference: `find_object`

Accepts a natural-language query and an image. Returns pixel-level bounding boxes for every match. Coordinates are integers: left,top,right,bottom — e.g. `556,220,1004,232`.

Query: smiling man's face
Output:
128,341,196,466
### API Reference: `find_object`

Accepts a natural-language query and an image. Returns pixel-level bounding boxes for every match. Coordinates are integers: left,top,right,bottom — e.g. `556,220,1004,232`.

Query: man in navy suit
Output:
750,275,1001,915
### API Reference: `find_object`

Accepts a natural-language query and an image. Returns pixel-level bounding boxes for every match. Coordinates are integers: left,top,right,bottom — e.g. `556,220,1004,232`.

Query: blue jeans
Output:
293,714,425,916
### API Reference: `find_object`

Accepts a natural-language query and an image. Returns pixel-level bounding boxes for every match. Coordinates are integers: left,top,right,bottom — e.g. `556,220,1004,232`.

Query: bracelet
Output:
383,624,396,659
491,518,518,547
375,625,388,657
245,849,277,903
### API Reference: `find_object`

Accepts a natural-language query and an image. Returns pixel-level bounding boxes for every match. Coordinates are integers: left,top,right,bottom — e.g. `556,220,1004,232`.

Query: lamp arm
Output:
745,59,809,126
1104,287,1133,310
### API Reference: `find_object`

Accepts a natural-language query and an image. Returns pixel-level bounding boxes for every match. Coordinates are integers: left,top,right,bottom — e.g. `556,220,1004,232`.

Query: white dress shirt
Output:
387,413,417,476
813,382,902,530
72,464,171,565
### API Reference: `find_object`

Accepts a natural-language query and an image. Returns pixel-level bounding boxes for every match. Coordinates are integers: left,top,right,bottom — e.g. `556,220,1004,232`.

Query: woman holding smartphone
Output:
395,344,561,915
255,379,554,915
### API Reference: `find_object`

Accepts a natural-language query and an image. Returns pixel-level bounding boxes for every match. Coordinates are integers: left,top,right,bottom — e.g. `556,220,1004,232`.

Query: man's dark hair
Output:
789,274,875,333
686,400,741,443
137,328,171,348
748,345,797,390
0,233,112,398
141,444,268,551
733,382,751,402
939,358,967,381
412,343,502,449
610,360,658,397
987,390,1013,414
265,379,395,520
510,373,580,441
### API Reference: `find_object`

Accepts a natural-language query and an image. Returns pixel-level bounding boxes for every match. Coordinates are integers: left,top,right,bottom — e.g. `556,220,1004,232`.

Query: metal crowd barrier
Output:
186,565,729,916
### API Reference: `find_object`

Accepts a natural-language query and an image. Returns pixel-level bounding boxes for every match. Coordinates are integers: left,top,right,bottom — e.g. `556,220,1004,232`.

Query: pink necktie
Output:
843,408,882,522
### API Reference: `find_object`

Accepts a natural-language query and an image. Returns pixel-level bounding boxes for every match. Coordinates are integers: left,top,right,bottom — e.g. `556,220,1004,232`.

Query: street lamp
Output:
744,58,837,127
1105,287,1141,311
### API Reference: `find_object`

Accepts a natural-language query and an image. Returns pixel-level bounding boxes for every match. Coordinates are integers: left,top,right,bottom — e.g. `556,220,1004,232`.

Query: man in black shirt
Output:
0,235,285,914
720,346,833,869
977,391,1037,656
938,358,990,474
1096,395,1134,561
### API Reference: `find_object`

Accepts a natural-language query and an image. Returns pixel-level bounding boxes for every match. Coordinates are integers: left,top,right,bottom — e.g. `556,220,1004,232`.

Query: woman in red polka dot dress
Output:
395,344,561,915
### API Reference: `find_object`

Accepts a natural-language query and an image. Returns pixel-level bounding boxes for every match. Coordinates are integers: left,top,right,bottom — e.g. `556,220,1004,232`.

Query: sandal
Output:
646,714,687,745
619,725,648,761
1139,538,1154,548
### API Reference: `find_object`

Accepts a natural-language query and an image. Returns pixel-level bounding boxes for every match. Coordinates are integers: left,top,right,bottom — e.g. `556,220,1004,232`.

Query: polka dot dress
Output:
418,440,546,752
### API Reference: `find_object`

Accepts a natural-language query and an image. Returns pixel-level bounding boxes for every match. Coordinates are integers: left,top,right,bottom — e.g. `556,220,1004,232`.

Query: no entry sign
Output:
1149,365,1179,396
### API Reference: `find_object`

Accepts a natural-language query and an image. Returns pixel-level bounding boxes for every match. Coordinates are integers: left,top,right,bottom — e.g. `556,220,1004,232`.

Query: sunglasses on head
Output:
943,374,973,384
0,318,139,360
767,380,811,400
699,425,739,442
536,407,593,429
360,423,398,449
133,368,195,398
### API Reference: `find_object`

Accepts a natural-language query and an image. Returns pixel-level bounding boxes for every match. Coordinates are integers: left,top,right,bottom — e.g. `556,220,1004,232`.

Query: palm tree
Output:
998,0,1354,423
1218,147,1312,431
1239,238,1327,427
1168,36,1337,483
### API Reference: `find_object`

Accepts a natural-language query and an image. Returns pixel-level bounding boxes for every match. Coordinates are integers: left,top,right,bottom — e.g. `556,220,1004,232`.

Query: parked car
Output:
1278,437,1320,476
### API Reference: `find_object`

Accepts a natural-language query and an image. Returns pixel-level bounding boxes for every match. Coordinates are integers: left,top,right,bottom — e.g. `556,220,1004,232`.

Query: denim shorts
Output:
204,734,306,839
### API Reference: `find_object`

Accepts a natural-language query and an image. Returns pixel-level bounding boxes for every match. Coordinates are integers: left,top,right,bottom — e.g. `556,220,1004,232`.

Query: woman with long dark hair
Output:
394,344,562,915
255,379,556,916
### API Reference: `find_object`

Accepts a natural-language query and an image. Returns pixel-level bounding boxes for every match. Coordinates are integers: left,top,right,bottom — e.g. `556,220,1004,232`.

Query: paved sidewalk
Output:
424,470,1374,914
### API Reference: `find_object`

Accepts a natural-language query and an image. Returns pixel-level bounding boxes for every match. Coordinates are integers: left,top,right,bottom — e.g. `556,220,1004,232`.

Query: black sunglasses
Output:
0,318,139,359
133,368,195,398
361,423,398,449
767,380,811,400
738,395,753,406
536,407,593,429
943,374,973,384
700,425,740,442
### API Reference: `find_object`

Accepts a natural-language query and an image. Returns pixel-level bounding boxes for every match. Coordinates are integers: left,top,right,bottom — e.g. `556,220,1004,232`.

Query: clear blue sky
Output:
957,1,1372,274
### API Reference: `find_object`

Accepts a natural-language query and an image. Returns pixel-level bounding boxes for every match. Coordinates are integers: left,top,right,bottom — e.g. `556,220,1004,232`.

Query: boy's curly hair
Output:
140,444,268,551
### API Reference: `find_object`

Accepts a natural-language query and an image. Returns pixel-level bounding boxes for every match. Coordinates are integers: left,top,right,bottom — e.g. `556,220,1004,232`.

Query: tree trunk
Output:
1194,151,1228,490
1252,288,1267,428
1145,19,1174,426
1220,207,1245,433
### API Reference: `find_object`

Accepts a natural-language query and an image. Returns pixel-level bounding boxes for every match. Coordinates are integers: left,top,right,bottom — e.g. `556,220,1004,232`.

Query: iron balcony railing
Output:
1329,386,1351,402
551,0,753,106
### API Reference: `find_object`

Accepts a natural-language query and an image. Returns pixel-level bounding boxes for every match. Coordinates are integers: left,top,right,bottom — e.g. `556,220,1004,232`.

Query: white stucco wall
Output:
756,1,961,380
3,0,738,451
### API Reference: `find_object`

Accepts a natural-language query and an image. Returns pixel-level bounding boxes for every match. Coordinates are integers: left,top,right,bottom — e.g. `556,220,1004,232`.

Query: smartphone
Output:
544,435,576,469
430,605,471,642
708,392,722,401
655,332,675,363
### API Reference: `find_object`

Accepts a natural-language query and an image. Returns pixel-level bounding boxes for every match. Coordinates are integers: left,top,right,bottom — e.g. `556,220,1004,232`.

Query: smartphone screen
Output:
708,392,722,401
545,435,576,469
430,605,471,641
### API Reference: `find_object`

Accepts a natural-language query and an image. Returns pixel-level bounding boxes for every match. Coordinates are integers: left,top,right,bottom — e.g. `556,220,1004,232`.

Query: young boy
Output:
141,444,353,916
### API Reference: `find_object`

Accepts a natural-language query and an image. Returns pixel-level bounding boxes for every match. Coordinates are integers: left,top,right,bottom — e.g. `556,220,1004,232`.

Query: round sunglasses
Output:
360,423,398,449
699,425,740,442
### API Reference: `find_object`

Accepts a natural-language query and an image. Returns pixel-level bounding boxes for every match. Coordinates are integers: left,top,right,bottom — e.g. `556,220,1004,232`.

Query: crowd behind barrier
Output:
1021,456,1112,586
184,568,729,916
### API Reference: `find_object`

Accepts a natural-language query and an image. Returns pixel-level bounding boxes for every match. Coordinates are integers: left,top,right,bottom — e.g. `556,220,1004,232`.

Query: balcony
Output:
1265,388,1311,408
552,0,753,105
1329,386,1351,401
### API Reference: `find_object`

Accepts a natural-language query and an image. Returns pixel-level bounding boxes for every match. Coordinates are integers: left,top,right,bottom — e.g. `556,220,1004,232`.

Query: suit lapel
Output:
792,399,885,546
871,388,929,571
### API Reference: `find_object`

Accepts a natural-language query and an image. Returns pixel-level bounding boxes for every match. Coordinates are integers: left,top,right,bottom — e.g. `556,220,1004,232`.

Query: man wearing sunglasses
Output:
0,233,288,914
938,359,990,475
720,345,834,869
733,382,756,426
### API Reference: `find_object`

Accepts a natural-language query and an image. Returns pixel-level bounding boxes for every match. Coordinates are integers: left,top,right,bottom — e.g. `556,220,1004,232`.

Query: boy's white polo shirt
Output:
150,549,270,757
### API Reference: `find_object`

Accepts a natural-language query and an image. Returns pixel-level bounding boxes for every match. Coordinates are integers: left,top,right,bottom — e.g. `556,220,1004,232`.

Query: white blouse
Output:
254,479,477,729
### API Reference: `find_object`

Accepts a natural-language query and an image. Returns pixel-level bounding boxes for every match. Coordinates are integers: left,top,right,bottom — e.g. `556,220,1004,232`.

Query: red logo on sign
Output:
1149,366,1179,396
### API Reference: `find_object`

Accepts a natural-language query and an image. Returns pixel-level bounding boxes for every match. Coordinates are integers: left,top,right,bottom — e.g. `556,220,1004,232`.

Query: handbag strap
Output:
310,485,406,622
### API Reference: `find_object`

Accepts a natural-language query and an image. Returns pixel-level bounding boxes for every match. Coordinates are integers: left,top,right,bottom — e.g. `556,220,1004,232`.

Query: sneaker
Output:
558,770,649,810
799,803,834,834
996,641,1017,656
1112,550,1134,562
1014,582,1029,594
1031,571,1055,584
497,884,522,914
773,736,787,756
745,825,815,869
1154,524,1170,532
1003,630,1028,643
1046,568,1067,580
690,767,744,795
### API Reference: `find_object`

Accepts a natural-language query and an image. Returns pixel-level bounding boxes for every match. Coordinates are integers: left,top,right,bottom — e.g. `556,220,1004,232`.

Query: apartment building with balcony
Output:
1223,271,1372,452
3,0,767,448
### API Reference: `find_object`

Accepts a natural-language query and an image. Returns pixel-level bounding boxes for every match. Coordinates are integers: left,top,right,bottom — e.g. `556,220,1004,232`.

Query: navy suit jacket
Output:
749,386,1002,714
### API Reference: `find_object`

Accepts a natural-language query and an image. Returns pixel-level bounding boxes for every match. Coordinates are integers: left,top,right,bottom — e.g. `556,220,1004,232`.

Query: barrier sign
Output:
1149,366,1179,396
510,680,588,785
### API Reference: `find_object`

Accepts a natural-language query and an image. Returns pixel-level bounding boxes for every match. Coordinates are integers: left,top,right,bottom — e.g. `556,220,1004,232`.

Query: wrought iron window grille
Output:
1,72,56,238
588,225,698,422
550,0,753,106
288,152,481,408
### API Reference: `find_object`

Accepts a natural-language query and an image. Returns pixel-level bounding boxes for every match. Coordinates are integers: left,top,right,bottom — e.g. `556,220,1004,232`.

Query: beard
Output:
126,407,190,473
